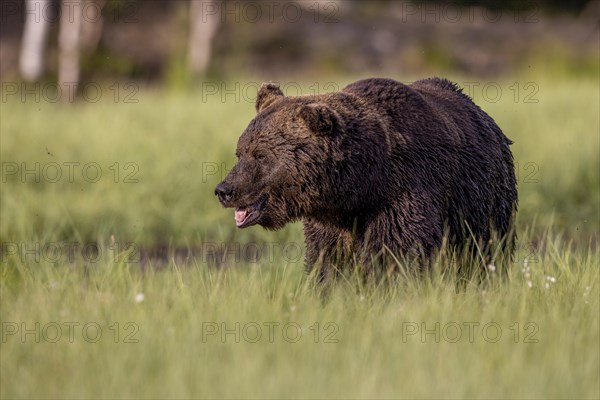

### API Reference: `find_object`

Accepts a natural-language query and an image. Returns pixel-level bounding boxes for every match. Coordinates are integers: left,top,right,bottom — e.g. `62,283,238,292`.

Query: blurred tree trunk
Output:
80,0,106,52
188,0,221,77
58,0,83,101
19,0,51,81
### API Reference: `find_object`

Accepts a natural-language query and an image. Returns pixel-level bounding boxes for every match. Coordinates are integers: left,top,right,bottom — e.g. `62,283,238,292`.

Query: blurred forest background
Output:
1,0,598,91
0,0,598,244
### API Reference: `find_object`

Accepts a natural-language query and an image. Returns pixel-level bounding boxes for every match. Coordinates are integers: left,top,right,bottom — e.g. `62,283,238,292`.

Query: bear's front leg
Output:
358,194,444,270
303,219,355,282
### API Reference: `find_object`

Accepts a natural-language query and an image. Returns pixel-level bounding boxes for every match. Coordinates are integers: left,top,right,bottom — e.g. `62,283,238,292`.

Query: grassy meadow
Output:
1,72,599,399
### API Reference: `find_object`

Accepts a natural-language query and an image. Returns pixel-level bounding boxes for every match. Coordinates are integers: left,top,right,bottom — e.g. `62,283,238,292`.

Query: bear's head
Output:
215,82,345,230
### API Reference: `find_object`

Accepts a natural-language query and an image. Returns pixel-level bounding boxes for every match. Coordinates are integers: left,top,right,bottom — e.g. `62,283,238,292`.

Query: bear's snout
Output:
215,182,234,205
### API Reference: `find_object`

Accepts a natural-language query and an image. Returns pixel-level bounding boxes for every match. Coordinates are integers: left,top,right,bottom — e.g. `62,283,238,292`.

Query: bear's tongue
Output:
235,207,251,226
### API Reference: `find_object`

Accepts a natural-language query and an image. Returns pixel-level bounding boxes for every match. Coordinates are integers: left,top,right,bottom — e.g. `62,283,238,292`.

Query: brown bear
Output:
215,78,517,275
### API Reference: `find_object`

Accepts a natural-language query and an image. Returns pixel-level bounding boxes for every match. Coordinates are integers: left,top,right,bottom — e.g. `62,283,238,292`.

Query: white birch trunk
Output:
19,0,51,81
58,0,82,101
188,0,221,77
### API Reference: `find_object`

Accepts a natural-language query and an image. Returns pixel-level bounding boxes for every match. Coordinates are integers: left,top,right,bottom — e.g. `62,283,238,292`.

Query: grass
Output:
1,71,599,399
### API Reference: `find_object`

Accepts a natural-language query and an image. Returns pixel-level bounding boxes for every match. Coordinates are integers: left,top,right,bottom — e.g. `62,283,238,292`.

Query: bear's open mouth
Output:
234,196,267,228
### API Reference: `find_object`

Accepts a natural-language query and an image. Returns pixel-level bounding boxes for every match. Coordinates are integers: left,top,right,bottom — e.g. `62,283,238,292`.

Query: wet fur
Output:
216,78,518,276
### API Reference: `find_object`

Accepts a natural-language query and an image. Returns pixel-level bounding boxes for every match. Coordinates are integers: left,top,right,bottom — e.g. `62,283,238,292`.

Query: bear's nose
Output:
215,182,234,203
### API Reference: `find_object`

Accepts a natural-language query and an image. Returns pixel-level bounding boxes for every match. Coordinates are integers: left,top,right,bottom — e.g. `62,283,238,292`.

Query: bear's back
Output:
343,78,430,112
342,78,458,150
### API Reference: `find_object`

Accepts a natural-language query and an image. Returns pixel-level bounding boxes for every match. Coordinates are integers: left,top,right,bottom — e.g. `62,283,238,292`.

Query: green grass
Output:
1,72,599,399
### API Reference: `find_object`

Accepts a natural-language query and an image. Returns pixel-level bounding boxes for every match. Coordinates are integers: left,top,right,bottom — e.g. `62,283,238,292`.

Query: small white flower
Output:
583,286,591,303
527,281,533,288
523,258,529,269
488,264,496,272
544,282,550,289
546,276,556,283
135,292,145,303
583,286,591,297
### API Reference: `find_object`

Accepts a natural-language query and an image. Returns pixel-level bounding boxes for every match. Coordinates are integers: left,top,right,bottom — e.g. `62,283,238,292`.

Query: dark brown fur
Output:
215,78,518,276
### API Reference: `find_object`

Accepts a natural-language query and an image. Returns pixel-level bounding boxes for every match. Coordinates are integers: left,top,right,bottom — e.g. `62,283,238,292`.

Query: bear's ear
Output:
256,83,284,113
298,103,339,136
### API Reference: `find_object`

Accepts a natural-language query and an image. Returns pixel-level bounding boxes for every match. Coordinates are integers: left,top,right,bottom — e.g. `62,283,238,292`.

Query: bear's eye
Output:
254,153,266,161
